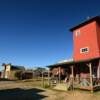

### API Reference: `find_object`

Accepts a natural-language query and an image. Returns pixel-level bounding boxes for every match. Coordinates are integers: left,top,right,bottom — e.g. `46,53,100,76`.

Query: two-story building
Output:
47,16,100,92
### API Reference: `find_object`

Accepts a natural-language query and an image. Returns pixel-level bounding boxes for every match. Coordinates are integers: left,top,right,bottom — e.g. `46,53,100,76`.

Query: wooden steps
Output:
54,83,71,91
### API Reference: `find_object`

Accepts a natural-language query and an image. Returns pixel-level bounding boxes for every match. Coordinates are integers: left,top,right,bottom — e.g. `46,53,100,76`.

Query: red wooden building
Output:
47,16,100,92
71,16,100,61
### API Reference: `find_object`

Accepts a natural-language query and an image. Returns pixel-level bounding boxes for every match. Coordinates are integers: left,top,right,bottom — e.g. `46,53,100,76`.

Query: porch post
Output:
97,59,100,79
70,65,74,90
59,67,61,83
71,66,74,82
48,68,50,85
89,62,93,92
42,70,44,87
71,66,74,77
71,65,74,84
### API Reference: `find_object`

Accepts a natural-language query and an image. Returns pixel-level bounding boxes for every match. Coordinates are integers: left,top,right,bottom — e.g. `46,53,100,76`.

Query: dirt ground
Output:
0,80,100,100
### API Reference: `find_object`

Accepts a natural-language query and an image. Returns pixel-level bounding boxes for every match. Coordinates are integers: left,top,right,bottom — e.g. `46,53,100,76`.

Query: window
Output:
80,47,89,54
76,30,80,37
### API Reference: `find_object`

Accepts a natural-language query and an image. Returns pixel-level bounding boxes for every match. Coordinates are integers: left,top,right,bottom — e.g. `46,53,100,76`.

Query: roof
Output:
47,57,100,68
70,16,100,32
47,60,74,68
2,63,25,70
11,65,25,70
57,59,73,63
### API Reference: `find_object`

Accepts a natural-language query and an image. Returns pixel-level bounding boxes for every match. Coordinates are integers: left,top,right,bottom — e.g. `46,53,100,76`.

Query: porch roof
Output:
47,57,100,68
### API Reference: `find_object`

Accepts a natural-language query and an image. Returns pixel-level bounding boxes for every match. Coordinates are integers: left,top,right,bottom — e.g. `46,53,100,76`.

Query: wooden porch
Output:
47,58,100,92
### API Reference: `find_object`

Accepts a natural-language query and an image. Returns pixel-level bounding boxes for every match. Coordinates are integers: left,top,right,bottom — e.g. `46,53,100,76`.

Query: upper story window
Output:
80,47,89,54
76,30,80,37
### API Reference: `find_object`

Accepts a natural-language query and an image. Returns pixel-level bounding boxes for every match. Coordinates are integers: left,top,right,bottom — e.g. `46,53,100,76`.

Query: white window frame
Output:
80,47,89,54
76,30,80,37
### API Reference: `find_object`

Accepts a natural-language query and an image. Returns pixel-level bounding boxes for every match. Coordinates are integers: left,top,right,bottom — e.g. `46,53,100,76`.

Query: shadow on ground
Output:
0,88,47,100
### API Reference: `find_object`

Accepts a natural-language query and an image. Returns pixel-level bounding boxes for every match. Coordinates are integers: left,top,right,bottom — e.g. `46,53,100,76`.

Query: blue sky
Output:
0,0,100,69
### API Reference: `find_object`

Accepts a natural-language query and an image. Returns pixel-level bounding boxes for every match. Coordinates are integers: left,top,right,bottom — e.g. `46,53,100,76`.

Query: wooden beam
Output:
71,66,74,78
89,62,93,92
48,68,50,85
97,59,100,79
69,66,74,79
70,65,74,90
59,67,61,83
89,63,93,87
42,71,44,87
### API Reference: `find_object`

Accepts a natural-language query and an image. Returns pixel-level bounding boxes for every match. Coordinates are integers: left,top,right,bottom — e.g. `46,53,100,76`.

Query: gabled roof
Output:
70,16,100,32
11,65,25,70
2,63,25,70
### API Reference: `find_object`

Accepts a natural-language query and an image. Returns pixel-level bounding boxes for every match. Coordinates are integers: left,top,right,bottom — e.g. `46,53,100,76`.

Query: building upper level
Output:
70,16,100,61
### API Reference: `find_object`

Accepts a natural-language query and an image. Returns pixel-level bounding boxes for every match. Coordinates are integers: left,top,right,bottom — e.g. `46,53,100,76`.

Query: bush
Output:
42,82,50,88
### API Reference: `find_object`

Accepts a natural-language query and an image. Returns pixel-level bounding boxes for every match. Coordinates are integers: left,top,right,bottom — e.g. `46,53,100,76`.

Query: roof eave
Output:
47,57,100,68
69,16,100,32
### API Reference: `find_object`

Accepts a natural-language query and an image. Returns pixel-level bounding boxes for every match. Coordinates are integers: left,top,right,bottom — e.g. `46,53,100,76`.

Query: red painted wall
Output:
96,22,100,54
73,21,100,61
